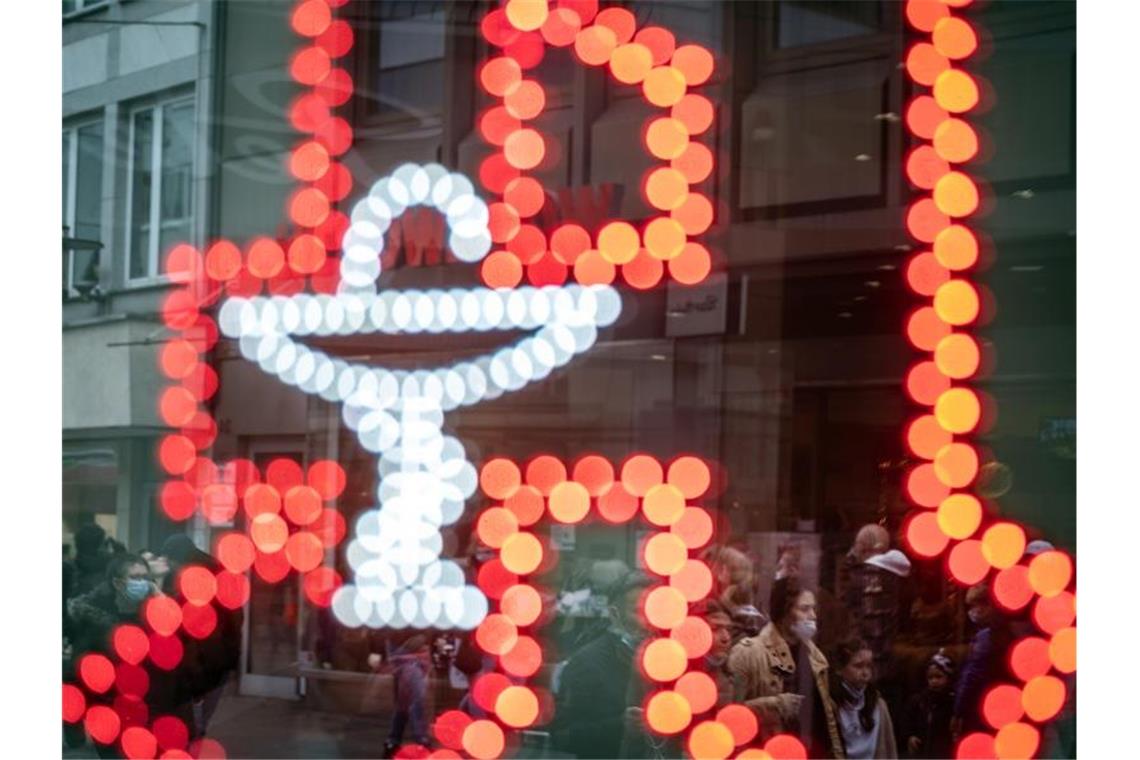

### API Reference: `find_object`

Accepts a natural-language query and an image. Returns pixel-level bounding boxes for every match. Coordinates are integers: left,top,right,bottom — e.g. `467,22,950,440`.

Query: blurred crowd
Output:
301,520,1074,759
64,519,1074,759
62,524,242,758
533,523,1074,759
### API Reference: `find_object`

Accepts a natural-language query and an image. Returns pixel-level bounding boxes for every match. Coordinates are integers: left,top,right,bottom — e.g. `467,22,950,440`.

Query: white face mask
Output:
790,619,817,642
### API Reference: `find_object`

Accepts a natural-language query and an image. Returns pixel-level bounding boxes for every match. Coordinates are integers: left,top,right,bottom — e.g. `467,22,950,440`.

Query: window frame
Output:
62,116,105,297
62,0,111,20
766,0,893,57
352,0,451,127
124,94,196,286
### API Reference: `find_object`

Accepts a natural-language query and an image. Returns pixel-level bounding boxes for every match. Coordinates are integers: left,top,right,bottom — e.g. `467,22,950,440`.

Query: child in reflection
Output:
830,638,898,759
903,650,955,759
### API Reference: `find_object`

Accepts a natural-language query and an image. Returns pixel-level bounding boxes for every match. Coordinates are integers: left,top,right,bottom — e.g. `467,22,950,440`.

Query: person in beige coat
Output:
728,577,845,759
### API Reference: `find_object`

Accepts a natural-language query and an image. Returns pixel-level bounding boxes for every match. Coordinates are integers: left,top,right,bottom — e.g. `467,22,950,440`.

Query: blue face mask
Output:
123,578,151,602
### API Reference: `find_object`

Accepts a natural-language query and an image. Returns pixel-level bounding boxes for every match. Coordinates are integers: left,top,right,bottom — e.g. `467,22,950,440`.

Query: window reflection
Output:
129,98,195,281
370,1,447,119
775,1,884,49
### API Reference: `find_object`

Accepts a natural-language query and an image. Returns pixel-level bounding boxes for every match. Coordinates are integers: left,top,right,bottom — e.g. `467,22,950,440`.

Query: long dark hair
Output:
769,575,811,626
830,638,879,733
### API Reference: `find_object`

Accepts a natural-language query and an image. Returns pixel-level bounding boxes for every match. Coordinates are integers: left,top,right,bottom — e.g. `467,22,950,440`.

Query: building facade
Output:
63,0,220,551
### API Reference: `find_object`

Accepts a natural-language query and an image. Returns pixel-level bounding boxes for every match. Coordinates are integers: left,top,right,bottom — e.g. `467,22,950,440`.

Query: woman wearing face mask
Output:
727,576,845,759
67,553,161,659
830,638,898,759
68,553,196,756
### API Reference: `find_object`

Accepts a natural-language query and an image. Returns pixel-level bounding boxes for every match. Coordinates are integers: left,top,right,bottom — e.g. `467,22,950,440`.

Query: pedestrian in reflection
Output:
63,545,78,648
775,542,802,581
728,577,844,759
68,553,161,658
951,583,1010,738
705,602,736,706
158,534,243,738
70,523,112,598
140,549,172,593
68,553,195,758
840,525,911,715
838,525,889,599
705,546,767,638
706,546,755,608
381,633,432,757
902,650,955,759
552,572,662,759
830,638,898,759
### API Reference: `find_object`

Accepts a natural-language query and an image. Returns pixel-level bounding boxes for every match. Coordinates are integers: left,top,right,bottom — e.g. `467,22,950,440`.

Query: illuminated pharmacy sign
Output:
59,2,1075,759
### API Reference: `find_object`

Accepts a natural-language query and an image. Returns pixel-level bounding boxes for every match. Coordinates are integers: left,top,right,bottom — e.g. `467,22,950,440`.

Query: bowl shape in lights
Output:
216,163,624,629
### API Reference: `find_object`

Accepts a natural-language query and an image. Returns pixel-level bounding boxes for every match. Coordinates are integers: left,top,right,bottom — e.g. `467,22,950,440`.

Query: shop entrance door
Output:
238,445,304,699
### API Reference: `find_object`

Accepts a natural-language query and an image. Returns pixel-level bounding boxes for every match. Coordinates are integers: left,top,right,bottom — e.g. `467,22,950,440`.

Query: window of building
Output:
62,119,104,293
775,0,884,49
126,97,194,282
365,1,448,120
629,0,724,55
62,0,109,17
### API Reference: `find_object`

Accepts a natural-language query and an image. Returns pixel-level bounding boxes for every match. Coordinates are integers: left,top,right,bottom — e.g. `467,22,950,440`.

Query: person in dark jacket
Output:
903,650,955,759
63,551,77,645
68,553,160,658
157,533,243,738
381,633,432,757
952,583,1011,738
839,526,907,692
70,523,112,598
552,572,664,759
68,553,193,757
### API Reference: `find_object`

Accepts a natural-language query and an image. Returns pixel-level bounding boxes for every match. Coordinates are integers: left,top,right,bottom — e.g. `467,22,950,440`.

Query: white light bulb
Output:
434,292,459,332
302,297,323,334
384,176,411,211
413,292,435,330
293,349,315,386
593,285,622,327
280,298,301,333
449,229,492,263
506,290,528,327
321,297,346,334
480,290,504,329
331,585,364,628
391,293,413,330
459,291,481,329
